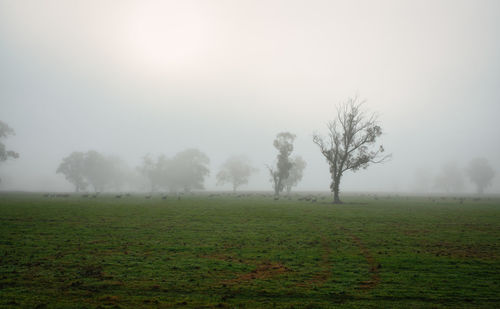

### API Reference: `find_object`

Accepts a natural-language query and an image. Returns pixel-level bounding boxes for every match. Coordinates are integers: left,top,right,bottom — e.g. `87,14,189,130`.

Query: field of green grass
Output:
0,192,499,308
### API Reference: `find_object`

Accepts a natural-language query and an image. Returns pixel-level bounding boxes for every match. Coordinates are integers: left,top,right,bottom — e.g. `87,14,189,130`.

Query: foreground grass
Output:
0,192,499,308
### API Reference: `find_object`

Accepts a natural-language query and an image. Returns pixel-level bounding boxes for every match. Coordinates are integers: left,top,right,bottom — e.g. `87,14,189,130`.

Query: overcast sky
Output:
1,0,499,193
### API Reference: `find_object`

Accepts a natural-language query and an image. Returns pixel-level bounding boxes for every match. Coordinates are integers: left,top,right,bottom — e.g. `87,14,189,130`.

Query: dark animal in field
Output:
274,197,279,201
162,195,167,200
115,195,122,198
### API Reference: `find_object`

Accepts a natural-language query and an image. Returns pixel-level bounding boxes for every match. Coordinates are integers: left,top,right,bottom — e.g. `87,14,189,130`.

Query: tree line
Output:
2,97,497,203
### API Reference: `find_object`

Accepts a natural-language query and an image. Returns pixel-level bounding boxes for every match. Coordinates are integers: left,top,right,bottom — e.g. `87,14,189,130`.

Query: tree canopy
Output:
216,155,256,192
466,158,495,194
268,132,296,196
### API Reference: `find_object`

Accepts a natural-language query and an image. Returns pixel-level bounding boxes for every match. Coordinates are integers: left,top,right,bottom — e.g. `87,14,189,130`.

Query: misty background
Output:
1,0,499,193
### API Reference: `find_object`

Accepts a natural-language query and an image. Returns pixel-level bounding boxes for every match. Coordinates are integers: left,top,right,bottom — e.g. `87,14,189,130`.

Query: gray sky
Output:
1,0,500,193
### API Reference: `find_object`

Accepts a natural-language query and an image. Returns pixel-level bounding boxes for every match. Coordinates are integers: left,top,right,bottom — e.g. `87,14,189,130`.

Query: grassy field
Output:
0,192,499,308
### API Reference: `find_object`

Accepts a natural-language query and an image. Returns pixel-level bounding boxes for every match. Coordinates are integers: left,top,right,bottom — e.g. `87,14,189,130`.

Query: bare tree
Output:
466,158,495,194
267,132,296,196
313,97,390,203
216,155,256,192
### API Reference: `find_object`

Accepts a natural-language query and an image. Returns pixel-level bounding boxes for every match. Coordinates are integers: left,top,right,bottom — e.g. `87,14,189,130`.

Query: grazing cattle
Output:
115,195,122,198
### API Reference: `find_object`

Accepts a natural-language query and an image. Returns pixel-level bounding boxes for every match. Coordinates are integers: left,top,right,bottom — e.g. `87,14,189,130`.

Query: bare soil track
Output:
297,236,332,288
342,228,381,290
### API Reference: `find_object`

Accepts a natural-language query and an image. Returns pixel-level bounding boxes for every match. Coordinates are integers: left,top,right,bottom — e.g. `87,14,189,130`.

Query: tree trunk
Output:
274,178,280,196
332,176,342,204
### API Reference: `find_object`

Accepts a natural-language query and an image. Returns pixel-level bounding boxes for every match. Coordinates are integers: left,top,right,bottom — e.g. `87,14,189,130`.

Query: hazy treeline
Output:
57,149,211,193
56,129,310,195
413,158,496,195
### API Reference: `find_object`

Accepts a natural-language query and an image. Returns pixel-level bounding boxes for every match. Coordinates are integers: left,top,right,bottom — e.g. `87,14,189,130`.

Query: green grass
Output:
0,192,499,308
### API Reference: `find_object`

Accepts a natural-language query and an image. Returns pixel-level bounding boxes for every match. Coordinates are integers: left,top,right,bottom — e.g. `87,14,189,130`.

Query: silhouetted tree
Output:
313,97,389,203
267,132,296,196
284,156,307,194
0,121,19,184
216,155,256,192
466,158,495,194
56,152,87,192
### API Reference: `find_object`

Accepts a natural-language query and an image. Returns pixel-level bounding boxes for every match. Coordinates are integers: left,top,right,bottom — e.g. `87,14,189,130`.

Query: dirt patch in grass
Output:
223,261,289,284
342,228,380,290
297,236,332,288
424,242,498,259
201,253,289,284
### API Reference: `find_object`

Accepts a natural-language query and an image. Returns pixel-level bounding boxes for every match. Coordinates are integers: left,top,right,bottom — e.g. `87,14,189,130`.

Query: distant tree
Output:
56,152,88,192
138,154,170,192
170,149,210,192
434,161,464,194
313,97,390,204
0,121,19,161
106,155,130,191
0,121,20,184
465,158,495,194
267,132,296,196
82,151,115,192
57,150,127,192
216,155,257,192
284,156,307,194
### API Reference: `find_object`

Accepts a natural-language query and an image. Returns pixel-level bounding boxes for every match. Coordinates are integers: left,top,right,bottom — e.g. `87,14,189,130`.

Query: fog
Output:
1,0,500,194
